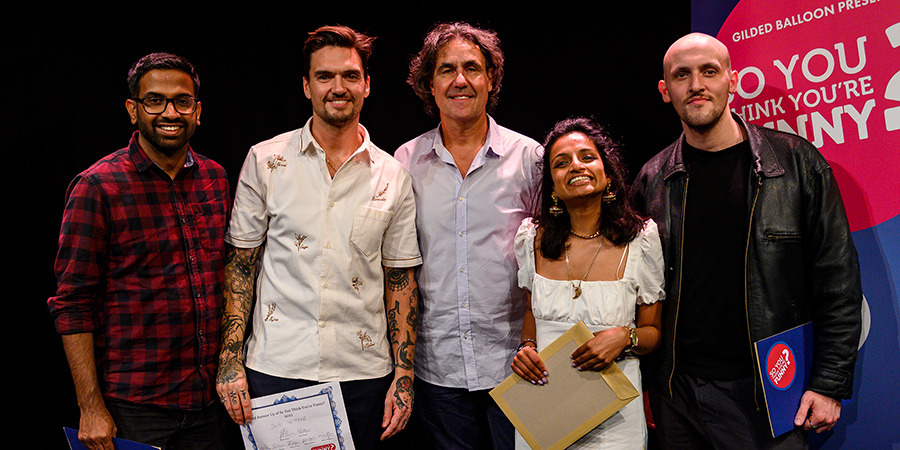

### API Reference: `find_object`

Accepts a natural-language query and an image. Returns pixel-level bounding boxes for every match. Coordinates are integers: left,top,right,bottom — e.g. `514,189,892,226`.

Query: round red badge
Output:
766,342,797,390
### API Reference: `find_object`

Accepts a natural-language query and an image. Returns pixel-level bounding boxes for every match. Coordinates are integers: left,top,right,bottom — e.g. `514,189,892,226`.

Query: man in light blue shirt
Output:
394,22,542,450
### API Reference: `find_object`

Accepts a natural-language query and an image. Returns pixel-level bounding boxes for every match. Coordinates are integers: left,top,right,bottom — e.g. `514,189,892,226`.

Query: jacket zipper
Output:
667,175,689,397
745,174,763,410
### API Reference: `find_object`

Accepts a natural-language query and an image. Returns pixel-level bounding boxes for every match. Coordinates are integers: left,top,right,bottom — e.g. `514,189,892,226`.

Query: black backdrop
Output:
19,3,689,448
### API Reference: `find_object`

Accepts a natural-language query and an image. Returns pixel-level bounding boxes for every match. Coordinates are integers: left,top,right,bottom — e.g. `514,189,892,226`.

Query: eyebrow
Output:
313,68,362,77
436,58,483,71
550,147,598,162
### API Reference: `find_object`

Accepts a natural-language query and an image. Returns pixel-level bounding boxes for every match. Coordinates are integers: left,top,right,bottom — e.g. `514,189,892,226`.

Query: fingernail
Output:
543,371,549,377
530,380,536,385
541,378,548,384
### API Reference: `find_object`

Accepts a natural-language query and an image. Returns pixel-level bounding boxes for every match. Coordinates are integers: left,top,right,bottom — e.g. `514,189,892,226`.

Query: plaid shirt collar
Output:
127,131,197,174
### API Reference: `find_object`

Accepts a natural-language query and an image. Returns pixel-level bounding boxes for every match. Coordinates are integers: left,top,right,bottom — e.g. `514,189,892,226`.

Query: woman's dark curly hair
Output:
534,117,645,260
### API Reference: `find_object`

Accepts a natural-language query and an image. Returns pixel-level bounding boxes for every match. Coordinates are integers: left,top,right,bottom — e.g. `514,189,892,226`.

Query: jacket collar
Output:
663,113,784,181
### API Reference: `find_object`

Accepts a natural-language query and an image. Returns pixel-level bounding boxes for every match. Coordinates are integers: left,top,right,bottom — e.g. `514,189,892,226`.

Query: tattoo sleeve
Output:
384,267,419,373
218,245,262,384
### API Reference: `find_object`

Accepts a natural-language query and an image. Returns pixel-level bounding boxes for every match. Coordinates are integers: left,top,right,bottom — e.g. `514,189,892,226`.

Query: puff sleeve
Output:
635,219,666,305
514,218,537,292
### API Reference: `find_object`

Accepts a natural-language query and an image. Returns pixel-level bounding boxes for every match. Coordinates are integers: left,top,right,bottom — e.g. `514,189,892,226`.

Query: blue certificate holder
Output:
754,321,814,437
64,427,159,449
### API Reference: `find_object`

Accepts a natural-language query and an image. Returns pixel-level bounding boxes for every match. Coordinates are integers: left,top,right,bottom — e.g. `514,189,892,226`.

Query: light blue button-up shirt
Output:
395,116,543,390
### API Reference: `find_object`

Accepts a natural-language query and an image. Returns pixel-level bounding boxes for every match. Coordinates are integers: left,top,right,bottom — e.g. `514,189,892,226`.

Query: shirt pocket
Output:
350,206,393,257
192,202,227,253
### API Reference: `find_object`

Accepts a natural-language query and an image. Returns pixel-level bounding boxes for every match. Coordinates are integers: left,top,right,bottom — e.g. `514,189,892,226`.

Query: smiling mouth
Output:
156,123,184,133
568,175,591,185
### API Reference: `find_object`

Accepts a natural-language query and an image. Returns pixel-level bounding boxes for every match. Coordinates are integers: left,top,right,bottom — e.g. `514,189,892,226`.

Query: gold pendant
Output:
573,285,582,299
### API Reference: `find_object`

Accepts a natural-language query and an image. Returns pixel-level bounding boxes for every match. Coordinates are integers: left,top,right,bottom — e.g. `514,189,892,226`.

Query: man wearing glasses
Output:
48,53,238,450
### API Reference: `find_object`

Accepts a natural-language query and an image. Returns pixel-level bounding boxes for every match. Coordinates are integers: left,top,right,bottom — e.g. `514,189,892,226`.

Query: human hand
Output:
794,390,841,433
381,373,414,440
77,402,117,450
216,360,252,425
570,327,630,371
511,345,549,385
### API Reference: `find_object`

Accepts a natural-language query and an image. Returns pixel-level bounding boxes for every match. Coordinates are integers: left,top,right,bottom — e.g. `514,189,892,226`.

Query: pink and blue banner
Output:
694,0,899,448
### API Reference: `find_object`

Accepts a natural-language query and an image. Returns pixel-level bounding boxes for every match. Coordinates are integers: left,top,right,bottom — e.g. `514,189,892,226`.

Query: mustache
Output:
154,117,187,125
326,92,355,101
686,93,711,103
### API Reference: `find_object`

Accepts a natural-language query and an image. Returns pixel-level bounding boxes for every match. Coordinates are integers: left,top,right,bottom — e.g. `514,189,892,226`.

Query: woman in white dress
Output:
511,117,665,449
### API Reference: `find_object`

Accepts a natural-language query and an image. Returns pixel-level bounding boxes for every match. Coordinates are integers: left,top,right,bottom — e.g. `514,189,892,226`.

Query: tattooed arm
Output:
381,266,419,440
216,244,262,425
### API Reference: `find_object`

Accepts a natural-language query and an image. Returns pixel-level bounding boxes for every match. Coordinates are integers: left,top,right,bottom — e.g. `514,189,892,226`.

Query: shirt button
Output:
319,321,326,328
459,267,466,273
323,282,329,289
458,196,464,201
325,243,332,249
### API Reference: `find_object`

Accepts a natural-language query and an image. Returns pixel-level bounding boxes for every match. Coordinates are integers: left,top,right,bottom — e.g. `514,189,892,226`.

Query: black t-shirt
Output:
676,139,754,380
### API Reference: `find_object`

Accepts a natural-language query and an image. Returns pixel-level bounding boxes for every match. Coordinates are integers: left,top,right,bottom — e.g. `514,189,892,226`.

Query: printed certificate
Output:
242,382,354,450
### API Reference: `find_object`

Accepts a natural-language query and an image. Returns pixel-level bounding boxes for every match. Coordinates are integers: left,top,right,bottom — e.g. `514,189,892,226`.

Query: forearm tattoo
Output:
385,268,418,371
393,375,414,411
387,267,410,292
397,331,414,370
219,246,261,383
407,286,419,330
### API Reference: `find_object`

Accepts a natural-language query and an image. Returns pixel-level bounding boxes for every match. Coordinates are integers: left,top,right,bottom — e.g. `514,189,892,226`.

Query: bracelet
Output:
517,339,537,352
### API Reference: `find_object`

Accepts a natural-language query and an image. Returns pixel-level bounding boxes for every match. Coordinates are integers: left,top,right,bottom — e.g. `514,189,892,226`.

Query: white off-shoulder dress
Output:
513,218,665,449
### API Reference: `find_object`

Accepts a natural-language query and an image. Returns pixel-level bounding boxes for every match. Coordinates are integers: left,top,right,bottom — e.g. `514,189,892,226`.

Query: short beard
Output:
681,103,728,131
137,120,193,156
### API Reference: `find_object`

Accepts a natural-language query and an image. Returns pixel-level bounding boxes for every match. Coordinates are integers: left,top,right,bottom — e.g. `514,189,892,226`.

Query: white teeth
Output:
569,176,590,185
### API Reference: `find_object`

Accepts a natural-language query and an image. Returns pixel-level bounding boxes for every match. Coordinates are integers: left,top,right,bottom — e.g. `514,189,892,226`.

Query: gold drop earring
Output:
601,182,616,203
549,192,564,216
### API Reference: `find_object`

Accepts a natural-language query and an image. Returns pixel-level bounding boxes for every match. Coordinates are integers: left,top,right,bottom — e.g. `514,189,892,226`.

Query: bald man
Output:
631,33,862,448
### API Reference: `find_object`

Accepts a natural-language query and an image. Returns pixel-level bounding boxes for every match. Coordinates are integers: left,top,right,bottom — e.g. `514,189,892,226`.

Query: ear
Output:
125,99,138,124
194,101,202,126
728,69,739,94
363,75,371,98
302,77,311,99
658,79,671,103
487,67,494,91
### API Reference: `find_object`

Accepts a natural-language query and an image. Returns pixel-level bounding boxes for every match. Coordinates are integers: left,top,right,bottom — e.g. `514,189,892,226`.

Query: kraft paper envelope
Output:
489,321,640,450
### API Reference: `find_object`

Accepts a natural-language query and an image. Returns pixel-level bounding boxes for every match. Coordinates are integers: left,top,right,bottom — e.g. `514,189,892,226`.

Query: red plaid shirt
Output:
49,132,230,410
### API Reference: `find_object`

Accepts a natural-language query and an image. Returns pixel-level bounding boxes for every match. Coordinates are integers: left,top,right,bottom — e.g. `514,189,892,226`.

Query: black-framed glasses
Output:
132,95,198,114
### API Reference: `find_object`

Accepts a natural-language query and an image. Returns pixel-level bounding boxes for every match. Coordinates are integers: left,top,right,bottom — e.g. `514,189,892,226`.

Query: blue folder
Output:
753,322,814,437
64,427,159,450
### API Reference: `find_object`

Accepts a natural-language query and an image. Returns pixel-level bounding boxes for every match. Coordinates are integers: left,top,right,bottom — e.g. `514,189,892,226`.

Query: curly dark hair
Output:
407,22,504,118
535,117,645,260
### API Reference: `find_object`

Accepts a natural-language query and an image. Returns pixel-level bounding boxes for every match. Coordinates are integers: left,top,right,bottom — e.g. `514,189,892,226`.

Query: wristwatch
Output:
626,327,639,351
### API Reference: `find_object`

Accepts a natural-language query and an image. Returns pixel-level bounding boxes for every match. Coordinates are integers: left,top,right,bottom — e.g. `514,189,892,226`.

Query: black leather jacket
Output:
631,114,861,402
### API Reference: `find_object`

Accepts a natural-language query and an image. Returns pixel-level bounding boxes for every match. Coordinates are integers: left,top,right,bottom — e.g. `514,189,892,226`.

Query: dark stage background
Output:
19,3,689,448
